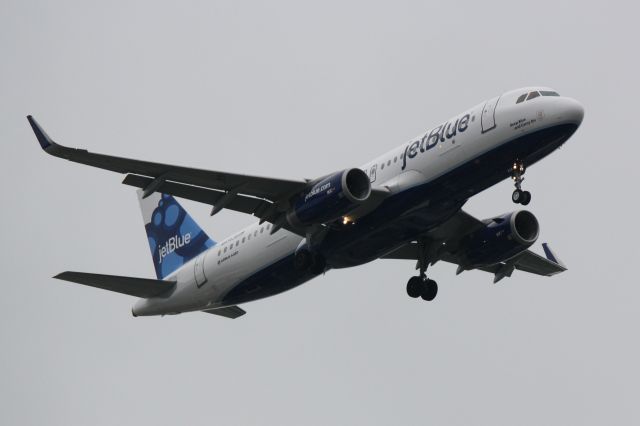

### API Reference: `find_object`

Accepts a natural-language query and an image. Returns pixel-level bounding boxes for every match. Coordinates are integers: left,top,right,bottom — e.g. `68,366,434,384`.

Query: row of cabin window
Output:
217,223,272,256
380,154,401,170
516,90,560,104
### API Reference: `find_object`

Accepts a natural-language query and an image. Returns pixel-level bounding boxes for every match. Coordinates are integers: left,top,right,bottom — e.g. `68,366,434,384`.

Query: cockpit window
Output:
526,91,540,100
517,90,558,104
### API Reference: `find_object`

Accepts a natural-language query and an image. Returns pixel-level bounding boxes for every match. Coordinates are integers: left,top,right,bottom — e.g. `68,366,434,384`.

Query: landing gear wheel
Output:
511,160,530,204
421,279,438,301
512,189,524,204
406,239,439,301
406,276,422,298
512,189,531,205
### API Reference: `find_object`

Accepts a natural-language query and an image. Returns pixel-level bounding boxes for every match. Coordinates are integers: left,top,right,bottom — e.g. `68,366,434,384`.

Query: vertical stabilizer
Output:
137,191,215,279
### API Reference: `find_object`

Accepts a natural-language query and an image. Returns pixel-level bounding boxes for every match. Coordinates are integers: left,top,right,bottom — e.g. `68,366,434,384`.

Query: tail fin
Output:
137,190,216,279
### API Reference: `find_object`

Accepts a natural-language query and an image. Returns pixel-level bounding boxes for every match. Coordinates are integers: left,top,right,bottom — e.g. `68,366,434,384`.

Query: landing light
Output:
342,216,355,225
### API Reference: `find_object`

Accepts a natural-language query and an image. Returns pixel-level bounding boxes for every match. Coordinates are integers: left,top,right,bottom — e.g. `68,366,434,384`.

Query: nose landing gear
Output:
511,160,531,205
405,239,438,301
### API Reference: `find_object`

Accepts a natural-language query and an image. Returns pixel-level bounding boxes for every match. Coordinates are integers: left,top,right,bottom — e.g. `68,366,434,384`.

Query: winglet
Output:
542,243,567,269
27,115,57,151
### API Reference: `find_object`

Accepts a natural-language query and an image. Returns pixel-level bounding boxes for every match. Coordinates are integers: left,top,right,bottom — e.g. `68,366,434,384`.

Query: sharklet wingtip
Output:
27,115,56,151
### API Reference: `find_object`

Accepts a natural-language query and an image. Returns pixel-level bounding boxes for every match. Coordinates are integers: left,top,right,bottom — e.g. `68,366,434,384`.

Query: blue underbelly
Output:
223,123,578,305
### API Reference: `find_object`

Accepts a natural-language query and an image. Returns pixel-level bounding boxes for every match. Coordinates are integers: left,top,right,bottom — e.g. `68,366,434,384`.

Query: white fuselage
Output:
133,87,584,316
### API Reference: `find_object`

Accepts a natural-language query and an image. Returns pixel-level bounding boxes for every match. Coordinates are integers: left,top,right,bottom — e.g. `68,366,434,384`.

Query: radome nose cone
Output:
565,98,585,126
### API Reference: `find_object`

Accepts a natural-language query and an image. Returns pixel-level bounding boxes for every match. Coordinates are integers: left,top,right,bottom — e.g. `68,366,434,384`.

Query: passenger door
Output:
481,96,500,133
194,252,207,287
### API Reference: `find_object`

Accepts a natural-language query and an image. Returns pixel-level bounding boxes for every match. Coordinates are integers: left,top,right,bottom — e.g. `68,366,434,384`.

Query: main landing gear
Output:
406,240,438,301
511,160,531,205
406,275,438,301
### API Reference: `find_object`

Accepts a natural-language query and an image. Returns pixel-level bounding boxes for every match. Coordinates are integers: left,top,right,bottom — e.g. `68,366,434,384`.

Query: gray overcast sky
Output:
1,1,639,425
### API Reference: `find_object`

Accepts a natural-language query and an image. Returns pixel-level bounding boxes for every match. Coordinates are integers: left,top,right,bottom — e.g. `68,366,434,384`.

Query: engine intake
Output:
287,168,371,227
461,210,539,268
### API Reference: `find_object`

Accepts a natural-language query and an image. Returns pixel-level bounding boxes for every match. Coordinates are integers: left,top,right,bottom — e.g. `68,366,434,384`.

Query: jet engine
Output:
287,168,371,227
460,210,539,268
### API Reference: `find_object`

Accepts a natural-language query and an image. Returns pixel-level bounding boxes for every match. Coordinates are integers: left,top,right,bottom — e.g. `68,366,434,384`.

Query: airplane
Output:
28,86,584,319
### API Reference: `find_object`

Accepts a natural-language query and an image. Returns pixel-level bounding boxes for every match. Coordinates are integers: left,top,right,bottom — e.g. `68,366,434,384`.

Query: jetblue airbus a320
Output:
29,87,584,319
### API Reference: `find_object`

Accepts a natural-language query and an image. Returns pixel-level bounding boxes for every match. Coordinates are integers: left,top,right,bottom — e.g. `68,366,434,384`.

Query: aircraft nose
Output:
563,97,584,126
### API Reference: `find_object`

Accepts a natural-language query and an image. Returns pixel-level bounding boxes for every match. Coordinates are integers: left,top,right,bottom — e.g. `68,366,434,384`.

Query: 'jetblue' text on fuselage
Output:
401,114,471,170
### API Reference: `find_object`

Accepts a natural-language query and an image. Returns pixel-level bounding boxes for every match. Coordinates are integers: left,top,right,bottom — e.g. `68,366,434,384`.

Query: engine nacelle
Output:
287,168,371,227
461,210,539,268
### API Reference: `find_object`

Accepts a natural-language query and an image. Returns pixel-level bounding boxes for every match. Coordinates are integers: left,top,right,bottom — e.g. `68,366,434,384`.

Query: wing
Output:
28,116,308,216
381,210,566,283
440,245,567,283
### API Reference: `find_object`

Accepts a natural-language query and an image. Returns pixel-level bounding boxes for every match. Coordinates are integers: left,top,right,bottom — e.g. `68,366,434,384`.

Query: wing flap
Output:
122,174,270,217
54,271,176,298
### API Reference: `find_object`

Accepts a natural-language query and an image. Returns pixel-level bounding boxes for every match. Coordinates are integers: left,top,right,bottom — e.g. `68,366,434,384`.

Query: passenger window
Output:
260,227,264,234
387,160,391,166
242,237,245,243
224,246,228,253
267,224,271,230
381,163,385,170
248,234,251,240
516,94,527,104
394,156,397,163
235,241,239,247
527,91,540,100
254,230,258,237
218,250,221,256
540,90,560,97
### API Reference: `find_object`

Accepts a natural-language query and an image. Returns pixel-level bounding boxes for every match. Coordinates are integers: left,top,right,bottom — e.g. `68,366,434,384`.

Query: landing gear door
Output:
481,96,500,133
194,253,207,287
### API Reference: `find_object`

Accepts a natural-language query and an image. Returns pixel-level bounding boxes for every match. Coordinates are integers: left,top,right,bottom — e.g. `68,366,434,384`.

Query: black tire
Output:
512,189,523,204
521,191,531,205
421,279,438,301
406,276,422,298
294,250,312,271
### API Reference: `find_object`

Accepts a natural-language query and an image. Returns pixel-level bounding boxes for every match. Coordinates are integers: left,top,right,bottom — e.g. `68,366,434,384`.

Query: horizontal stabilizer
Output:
54,271,176,298
201,305,246,319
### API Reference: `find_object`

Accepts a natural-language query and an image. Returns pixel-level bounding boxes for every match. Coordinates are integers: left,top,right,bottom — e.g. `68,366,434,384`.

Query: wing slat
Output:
122,174,270,218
